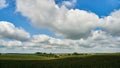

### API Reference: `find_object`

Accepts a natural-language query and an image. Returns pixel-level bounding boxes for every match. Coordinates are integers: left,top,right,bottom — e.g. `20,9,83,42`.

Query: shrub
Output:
73,52,79,55
35,52,42,55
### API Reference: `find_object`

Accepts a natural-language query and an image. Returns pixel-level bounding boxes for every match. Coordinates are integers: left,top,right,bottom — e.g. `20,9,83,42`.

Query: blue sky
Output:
55,0,120,17
0,0,120,53
75,0,120,17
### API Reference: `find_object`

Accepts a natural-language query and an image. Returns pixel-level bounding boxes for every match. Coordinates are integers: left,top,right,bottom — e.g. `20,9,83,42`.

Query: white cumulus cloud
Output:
101,10,120,36
16,0,120,40
0,39,22,47
62,0,77,8
16,0,99,39
0,30,120,53
0,0,8,9
22,30,120,52
0,21,30,41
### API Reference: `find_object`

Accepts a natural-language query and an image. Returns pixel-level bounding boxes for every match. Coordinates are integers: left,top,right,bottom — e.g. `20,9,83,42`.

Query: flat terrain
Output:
0,53,120,68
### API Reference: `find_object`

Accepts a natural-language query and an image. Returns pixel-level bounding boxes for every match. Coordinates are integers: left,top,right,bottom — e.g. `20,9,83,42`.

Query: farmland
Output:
0,53,120,68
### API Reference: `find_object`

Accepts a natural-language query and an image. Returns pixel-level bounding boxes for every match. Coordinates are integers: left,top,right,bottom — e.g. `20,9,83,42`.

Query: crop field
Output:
0,53,120,68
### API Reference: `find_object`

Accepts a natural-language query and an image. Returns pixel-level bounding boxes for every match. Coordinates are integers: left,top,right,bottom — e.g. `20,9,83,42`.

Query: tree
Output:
35,52,42,55
73,52,79,55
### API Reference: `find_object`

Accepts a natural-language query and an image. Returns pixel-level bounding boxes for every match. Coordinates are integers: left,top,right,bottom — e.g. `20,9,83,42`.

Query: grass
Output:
0,53,120,68
0,54,55,60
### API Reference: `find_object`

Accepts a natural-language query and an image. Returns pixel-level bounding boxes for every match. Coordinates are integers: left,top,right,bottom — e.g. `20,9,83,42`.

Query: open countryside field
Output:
0,53,120,68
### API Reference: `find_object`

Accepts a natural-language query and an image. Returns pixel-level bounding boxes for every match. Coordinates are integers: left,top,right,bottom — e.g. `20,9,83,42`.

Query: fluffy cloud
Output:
16,0,120,40
0,0,8,9
101,10,120,36
0,21,30,41
23,30,120,51
0,39,22,47
62,0,77,8
0,30,120,53
23,35,74,49
53,9,99,39
16,0,99,39
78,30,120,48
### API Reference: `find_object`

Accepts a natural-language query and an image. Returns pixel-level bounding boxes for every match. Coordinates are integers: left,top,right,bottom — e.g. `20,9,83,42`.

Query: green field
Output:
0,53,120,68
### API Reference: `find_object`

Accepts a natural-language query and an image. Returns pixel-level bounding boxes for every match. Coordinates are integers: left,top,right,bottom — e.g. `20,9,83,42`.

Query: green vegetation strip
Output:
0,53,120,68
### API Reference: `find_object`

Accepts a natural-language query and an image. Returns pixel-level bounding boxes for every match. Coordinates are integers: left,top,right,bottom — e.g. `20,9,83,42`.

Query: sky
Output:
0,0,120,53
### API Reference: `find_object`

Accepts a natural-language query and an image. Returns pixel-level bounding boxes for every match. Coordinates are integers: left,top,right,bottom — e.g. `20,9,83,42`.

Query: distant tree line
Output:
35,52,87,58
35,52,59,58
